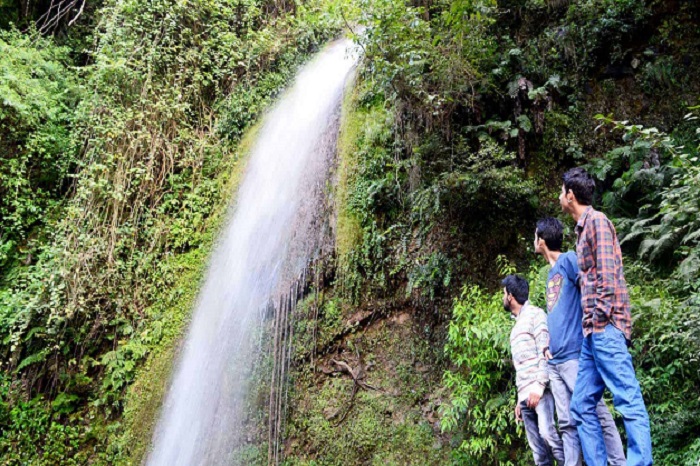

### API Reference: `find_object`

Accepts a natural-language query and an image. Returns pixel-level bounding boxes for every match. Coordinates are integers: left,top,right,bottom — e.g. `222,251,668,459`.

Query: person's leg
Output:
591,324,653,466
536,389,566,465
522,402,553,466
560,358,625,466
595,399,626,466
571,336,607,466
549,362,582,466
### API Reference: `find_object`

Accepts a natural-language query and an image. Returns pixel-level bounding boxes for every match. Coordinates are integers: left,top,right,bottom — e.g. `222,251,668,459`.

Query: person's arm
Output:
591,216,616,321
568,252,581,288
528,310,550,407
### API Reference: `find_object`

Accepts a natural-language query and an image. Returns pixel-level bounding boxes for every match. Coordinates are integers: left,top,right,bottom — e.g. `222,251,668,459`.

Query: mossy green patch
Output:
114,123,260,465
334,77,363,261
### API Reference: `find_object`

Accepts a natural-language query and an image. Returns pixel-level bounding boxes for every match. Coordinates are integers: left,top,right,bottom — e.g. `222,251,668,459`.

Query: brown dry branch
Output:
35,0,86,34
330,357,383,426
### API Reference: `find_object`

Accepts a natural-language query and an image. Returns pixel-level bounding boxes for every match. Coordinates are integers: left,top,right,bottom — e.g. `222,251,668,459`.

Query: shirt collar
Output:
575,206,593,235
515,300,531,320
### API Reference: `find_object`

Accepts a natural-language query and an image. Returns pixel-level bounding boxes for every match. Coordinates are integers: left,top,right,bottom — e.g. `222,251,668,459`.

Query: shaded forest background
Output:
0,0,699,464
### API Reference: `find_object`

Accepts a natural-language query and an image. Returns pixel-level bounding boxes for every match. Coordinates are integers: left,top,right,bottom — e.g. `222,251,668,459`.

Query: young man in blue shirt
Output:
534,217,625,466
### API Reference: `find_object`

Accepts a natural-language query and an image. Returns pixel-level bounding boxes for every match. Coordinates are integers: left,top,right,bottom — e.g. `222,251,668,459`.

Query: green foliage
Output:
355,0,498,143
2,0,700,463
441,256,700,466
0,0,342,462
535,106,700,465
585,103,700,466
293,296,348,356
590,112,700,277
113,243,223,463
512,0,652,82
335,89,397,300
0,29,80,271
288,376,386,465
231,444,266,466
335,0,700,463
440,284,527,466
406,252,452,300
335,78,537,302
625,263,700,465
1,0,338,380
0,373,111,465
332,0,700,462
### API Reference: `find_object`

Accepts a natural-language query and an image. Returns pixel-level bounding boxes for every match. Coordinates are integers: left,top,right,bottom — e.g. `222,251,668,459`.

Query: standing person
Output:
560,167,653,466
503,274,565,466
534,217,625,466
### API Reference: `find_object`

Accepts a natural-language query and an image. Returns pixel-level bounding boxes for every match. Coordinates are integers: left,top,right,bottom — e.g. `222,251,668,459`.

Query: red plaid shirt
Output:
575,207,632,341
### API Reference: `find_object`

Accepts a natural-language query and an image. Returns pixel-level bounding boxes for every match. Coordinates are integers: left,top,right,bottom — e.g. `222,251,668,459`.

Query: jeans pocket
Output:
604,323,624,341
595,324,628,359
592,324,626,357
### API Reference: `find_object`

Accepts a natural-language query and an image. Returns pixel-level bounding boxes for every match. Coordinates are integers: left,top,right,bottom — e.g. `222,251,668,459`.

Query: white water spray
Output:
147,39,356,465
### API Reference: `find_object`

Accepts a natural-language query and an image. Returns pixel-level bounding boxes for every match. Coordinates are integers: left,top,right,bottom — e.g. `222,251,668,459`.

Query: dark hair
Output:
501,274,529,305
562,167,595,206
536,217,564,251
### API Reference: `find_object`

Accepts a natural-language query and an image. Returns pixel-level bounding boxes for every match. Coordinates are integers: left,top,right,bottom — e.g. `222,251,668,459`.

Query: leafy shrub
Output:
587,111,700,465
406,252,452,300
590,112,700,278
440,284,528,466
0,374,100,465
624,263,700,465
0,29,80,271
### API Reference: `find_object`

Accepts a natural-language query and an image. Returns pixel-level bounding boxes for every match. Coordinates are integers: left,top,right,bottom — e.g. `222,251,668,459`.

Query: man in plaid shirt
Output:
560,168,652,466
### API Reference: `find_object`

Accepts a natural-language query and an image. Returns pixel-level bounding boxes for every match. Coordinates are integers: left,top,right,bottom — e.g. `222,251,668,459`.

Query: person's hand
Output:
527,391,541,409
544,349,553,360
514,404,522,423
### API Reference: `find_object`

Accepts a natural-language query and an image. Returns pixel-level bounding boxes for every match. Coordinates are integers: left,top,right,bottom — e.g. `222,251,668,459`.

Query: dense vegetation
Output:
0,0,339,463
1,0,699,464
285,0,700,464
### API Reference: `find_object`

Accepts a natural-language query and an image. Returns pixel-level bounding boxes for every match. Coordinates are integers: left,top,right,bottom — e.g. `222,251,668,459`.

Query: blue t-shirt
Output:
546,251,584,365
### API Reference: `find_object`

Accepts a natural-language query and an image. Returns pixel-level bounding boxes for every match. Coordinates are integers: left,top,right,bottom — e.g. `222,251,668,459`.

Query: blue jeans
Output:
549,358,625,466
521,389,566,466
571,324,653,466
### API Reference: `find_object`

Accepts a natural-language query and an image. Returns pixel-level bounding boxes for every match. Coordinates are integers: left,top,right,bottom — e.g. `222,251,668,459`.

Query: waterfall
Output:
146,39,356,466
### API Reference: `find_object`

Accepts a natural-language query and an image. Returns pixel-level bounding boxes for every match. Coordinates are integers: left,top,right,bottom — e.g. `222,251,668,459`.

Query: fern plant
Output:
590,111,700,279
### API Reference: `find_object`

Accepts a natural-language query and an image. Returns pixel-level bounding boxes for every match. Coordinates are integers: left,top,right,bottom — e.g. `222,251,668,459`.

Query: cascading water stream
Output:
146,39,356,466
